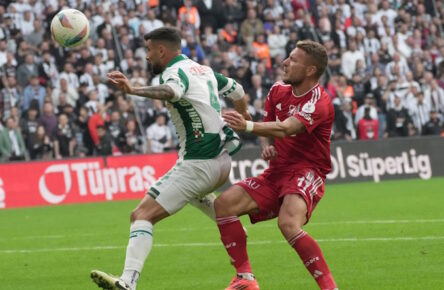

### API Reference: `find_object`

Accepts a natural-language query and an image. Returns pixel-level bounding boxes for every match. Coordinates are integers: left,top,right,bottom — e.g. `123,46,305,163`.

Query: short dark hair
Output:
296,40,328,79
144,27,181,50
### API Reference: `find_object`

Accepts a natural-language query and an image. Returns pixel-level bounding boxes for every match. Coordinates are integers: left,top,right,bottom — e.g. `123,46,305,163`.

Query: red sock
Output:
216,216,252,274
288,230,337,290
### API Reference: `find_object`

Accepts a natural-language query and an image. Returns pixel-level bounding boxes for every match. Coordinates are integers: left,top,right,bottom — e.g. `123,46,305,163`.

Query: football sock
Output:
188,192,216,221
121,220,153,290
217,216,252,274
288,230,337,290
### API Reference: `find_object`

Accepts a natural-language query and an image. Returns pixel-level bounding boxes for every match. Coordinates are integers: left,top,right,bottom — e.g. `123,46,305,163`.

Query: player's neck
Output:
292,80,319,98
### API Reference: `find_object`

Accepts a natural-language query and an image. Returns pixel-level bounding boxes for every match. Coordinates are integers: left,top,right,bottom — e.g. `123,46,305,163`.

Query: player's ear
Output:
307,65,317,78
158,44,166,58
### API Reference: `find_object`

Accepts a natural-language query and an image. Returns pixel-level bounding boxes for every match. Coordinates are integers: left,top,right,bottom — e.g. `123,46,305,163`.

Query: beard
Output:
150,62,163,75
283,75,304,86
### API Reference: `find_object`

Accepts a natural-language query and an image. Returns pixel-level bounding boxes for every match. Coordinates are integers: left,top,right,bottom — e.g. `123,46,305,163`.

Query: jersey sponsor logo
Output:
328,147,432,182
0,178,5,208
38,162,158,204
288,104,313,124
302,101,315,114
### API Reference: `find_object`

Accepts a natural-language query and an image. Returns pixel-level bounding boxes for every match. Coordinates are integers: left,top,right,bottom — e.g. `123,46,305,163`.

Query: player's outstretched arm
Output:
223,111,305,138
107,71,175,101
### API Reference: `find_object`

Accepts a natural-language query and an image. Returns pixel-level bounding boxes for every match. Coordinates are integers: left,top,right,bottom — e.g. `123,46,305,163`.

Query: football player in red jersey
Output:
216,40,338,290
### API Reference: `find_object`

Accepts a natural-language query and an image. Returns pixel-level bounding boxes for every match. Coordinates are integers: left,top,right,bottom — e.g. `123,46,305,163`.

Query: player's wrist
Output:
245,120,254,133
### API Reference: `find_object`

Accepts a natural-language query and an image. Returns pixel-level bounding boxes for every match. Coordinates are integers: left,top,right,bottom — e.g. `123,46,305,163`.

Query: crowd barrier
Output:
1,136,443,209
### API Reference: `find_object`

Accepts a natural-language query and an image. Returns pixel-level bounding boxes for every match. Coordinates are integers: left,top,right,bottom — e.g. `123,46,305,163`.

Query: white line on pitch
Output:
1,236,444,254
3,218,444,241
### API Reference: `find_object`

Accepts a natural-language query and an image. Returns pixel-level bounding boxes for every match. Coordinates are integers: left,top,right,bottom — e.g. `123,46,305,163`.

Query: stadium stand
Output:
0,0,443,162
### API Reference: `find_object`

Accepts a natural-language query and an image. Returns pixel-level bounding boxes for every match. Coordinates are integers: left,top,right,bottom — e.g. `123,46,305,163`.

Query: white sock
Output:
121,220,153,290
238,273,255,281
188,192,216,221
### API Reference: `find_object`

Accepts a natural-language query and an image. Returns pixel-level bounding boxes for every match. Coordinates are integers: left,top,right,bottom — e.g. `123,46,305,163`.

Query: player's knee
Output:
278,218,302,238
214,194,239,217
130,207,154,224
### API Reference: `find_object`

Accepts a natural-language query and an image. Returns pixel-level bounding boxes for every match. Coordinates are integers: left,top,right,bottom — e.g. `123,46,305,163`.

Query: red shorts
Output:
237,168,325,224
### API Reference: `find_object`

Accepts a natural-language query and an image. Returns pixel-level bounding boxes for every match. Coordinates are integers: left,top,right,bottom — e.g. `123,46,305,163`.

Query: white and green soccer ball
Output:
50,9,90,48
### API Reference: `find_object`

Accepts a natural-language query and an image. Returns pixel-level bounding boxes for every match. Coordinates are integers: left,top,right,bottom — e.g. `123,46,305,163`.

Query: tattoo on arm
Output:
131,85,175,101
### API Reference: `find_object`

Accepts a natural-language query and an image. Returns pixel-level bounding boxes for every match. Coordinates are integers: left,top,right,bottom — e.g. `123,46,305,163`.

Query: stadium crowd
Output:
0,0,443,162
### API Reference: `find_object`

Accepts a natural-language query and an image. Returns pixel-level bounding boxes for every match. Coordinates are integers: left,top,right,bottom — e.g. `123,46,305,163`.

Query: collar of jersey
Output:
166,54,188,68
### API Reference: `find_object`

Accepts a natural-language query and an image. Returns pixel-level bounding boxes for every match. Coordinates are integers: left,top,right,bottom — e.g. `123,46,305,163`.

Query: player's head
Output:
283,40,327,86
143,27,182,75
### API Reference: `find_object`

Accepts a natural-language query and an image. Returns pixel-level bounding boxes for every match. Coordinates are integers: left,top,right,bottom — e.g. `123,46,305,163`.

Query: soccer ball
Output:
50,9,90,48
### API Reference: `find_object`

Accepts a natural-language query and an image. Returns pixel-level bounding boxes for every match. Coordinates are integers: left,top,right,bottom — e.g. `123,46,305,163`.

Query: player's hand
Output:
261,145,277,161
223,110,246,131
107,71,133,94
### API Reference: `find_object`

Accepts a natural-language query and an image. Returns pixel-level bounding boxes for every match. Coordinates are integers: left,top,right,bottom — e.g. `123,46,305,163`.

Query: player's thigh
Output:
214,185,259,217
278,194,308,238
131,195,170,224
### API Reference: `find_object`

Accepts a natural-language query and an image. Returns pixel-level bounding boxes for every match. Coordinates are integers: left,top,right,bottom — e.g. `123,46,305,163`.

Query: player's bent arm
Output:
232,98,252,121
250,117,306,138
130,85,175,101
214,72,251,120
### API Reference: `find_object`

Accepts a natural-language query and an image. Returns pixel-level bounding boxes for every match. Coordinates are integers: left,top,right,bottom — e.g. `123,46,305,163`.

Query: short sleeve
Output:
263,84,278,122
214,72,244,100
161,67,189,102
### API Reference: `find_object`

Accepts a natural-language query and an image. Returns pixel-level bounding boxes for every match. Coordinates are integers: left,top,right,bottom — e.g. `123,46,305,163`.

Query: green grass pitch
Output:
1,178,443,290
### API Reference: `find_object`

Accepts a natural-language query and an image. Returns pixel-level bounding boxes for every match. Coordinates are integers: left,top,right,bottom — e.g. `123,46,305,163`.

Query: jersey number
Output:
207,80,221,113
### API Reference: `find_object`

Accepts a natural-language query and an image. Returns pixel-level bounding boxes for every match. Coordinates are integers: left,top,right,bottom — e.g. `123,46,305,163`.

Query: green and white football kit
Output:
148,54,245,215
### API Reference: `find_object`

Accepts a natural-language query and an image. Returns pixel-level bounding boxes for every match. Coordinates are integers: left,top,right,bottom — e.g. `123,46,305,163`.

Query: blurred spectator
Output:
1,52,18,82
22,75,45,113
38,51,59,87
409,91,430,135
240,8,264,45
96,125,113,156
0,117,26,161
355,94,378,125
142,9,164,33
196,0,224,34
223,0,244,26
59,63,79,90
268,26,287,58
53,113,76,159
123,119,143,154
88,103,107,149
19,106,39,150
1,76,21,119
146,113,172,153
29,125,52,160
423,110,442,135
145,99,168,127
341,40,365,80
248,74,267,102
178,0,201,32
39,102,58,140
108,110,126,152
16,54,38,87
358,107,379,140
385,95,413,137
51,78,78,108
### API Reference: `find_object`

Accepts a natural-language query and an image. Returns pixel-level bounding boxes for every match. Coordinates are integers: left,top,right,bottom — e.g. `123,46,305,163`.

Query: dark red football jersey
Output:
263,82,334,177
